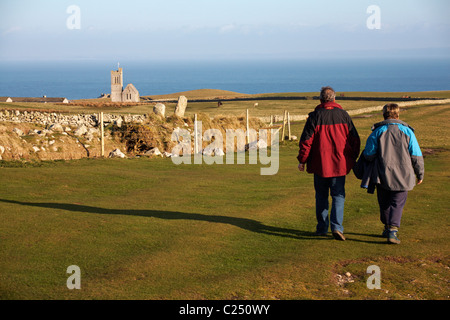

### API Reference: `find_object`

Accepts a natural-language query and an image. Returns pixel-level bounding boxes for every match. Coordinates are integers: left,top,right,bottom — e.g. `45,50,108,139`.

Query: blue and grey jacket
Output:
363,119,424,191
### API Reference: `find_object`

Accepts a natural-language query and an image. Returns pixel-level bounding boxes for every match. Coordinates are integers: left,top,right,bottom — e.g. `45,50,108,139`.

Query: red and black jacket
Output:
297,102,361,178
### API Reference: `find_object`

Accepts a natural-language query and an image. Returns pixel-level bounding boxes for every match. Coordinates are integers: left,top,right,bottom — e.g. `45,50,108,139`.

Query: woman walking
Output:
363,104,424,244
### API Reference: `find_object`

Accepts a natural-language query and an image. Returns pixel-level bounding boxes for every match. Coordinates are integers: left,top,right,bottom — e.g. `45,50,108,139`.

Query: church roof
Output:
123,83,139,94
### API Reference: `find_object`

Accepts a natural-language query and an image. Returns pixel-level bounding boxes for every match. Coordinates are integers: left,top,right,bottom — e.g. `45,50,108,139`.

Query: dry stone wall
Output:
0,109,147,128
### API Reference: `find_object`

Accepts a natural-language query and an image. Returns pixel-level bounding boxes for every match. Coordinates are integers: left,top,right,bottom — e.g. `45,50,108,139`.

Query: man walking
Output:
297,87,360,240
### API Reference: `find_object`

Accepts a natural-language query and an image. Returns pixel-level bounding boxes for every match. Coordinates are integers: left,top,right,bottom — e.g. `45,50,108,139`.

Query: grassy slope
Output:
0,103,449,300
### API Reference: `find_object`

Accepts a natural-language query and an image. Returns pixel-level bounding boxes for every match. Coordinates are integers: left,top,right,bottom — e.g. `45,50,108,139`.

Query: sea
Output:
1,58,449,100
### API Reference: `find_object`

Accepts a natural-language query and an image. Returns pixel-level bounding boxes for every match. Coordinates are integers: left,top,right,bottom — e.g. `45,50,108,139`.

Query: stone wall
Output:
0,109,147,128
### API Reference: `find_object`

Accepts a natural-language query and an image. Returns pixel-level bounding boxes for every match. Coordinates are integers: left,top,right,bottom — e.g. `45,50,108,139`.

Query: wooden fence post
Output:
281,110,287,141
287,112,291,141
100,112,104,157
194,113,198,154
246,109,250,144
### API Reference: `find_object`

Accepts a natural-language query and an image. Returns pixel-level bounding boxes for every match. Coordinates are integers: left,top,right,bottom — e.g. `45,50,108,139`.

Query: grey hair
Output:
320,86,336,103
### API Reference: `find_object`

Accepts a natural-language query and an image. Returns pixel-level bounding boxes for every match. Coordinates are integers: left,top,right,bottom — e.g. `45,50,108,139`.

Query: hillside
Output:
142,89,250,100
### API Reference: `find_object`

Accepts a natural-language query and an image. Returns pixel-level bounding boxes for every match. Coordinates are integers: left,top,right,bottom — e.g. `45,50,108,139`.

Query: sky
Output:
1,0,449,61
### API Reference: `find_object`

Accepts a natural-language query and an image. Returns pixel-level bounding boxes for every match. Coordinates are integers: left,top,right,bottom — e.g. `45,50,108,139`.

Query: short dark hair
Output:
320,86,336,103
383,104,400,120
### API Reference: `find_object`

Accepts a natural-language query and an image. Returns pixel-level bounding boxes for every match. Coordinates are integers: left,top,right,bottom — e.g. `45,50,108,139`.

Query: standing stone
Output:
153,103,166,118
174,96,188,117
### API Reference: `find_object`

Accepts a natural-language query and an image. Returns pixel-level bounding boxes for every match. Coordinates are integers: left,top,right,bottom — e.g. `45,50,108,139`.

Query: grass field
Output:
2,90,450,118
0,101,449,300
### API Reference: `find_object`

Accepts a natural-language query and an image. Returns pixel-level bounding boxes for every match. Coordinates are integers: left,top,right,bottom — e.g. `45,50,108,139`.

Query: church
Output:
111,66,140,103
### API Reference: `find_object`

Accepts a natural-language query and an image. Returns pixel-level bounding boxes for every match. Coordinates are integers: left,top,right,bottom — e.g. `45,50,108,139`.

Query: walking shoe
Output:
388,229,401,244
314,231,328,237
332,230,346,241
381,225,389,238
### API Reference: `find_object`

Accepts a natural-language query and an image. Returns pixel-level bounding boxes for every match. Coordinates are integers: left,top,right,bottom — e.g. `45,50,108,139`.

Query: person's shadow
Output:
0,198,323,240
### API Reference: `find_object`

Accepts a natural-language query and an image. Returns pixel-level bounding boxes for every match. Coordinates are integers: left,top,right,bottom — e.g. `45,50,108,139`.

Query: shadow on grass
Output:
0,198,328,241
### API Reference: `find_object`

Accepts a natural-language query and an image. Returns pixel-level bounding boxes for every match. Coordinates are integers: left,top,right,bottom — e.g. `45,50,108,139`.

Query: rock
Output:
214,147,225,156
115,117,123,128
202,147,214,157
174,96,188,117
37,129,51,137
108,149,127,158
49,123,64,132
12,128,24,136
203,147,225,157
144,147,162,157
0,145,4,160
153,103,166,118
87,127,99,135
258,139,268,149
74,125,88,136
162,152,173,158
32,146,40,152
246,141,258,150
85,133,94,142
246,139,268,150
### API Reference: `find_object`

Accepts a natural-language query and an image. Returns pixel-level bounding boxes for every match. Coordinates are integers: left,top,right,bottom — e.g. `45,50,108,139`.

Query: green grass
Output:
0,103,449,300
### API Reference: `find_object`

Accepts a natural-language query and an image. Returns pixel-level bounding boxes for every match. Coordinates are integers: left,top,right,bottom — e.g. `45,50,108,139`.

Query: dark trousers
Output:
376,185,408,228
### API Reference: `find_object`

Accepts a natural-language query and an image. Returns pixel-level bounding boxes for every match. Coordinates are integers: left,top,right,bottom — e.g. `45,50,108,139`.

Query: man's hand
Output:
298,163,305,172
417,179,423,185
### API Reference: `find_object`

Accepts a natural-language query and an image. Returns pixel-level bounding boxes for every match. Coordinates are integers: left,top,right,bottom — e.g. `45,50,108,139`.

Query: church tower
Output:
111,67,123,102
